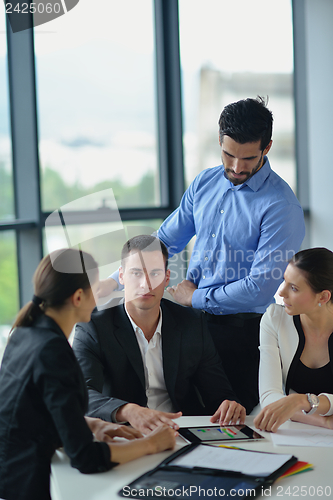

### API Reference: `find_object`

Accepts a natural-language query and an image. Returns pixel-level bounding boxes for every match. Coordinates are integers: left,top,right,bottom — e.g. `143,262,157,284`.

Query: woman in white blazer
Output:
254,248,333,432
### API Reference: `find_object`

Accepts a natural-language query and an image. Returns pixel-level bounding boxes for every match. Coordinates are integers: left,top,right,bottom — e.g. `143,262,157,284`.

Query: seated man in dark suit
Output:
73,235,245,433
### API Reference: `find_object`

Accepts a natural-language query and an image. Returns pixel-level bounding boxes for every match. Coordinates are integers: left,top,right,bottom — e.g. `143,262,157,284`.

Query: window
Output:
179,0,296,191
0,231,18,359
34,0,160,212
0,13,14,220
0,13,18,359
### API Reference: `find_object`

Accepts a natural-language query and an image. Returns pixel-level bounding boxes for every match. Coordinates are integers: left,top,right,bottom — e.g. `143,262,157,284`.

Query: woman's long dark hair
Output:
11,248,98,332
290,247,333,302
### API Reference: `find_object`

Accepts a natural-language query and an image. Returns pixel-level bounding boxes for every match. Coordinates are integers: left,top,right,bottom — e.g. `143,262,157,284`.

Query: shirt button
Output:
220,210,224,214
212,234,215,237
220,311,223,314
202,275,205,279
232,189,234,191
204,257,208,261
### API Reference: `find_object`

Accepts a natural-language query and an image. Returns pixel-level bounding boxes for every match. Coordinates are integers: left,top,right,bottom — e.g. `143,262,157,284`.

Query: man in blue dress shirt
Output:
100,97,305,413
160,97,305,412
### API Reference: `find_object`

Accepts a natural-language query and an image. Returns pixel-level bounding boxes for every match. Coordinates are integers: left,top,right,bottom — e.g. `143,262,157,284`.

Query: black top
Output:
0,315,116,500
289,360,333,394
286,315,333,396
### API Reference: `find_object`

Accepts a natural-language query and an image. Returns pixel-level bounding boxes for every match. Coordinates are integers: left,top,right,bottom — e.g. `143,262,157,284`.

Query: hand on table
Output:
116,404,182,434
210,400,246,426
167,280,197,307
253,394,306,432
145,424,177,454
85,417,142,443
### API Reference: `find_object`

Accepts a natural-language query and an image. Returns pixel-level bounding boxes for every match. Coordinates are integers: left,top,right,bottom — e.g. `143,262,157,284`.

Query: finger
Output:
115,428,142,440
260,412,276,432
210,410,220,423
160,411,182,419
229,407,241,425
217,402,230,425
239,407,246,424
126,428,143,438
159,416,181,429
117,424,143,438
221,404,238,425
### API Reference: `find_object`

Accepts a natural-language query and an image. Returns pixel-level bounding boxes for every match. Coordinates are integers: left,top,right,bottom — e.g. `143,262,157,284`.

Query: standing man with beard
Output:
162,97,305,413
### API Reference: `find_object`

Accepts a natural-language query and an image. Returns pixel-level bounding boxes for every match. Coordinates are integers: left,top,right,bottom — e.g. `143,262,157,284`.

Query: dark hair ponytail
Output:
290,247,333,302
11,248,98,332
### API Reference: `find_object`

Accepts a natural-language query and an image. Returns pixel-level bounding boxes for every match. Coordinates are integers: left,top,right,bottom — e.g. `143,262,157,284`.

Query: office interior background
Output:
0,0,332,359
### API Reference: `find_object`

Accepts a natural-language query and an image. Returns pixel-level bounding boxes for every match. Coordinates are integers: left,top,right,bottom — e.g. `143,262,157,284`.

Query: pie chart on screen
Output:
6,0,81,33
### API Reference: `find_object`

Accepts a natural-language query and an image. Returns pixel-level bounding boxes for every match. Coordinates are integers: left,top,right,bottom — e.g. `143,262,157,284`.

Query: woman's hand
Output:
145,424,177,454
253,394,307,432
85,417,143,443
210,400,246,426
107,424,177,464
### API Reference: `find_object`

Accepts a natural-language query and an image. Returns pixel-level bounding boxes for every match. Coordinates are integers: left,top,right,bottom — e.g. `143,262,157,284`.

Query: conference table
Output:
51,415,333,499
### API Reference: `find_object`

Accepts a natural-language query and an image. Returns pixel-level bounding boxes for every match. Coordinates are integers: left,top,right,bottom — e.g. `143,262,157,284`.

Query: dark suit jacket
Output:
0,316,113,500
73,299,240,421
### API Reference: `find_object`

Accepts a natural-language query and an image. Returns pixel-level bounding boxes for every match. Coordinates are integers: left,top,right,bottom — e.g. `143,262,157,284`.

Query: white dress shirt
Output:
124,305,175,413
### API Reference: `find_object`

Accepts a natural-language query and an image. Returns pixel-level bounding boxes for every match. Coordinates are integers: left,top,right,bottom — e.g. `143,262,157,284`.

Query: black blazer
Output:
0,315,113,500
73,299,240,421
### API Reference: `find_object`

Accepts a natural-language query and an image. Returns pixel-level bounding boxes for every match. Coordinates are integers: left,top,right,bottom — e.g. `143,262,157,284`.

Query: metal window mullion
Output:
7,17,43,306
154,0,185,211
292,0,310,248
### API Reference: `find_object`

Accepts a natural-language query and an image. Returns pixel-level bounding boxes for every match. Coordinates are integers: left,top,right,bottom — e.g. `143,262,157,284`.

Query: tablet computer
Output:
178,424,264,443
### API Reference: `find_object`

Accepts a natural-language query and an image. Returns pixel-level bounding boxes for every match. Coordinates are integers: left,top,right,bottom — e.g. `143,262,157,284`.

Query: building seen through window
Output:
179,0,295,191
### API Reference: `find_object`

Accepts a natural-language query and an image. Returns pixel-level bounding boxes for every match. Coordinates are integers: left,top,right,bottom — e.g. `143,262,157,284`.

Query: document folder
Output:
118,443,297,499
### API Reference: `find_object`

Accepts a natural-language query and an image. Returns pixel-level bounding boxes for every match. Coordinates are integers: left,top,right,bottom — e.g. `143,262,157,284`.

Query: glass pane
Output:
35,0,159,212
0,232,19,362
0,13,14,220
179,0,296,192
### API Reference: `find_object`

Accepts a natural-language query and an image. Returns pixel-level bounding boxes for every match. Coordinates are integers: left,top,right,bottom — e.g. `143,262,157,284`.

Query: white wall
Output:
297,0,333,250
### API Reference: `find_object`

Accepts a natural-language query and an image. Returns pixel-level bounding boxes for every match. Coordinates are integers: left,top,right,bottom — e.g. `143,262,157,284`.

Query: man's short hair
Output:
218,96,273,151
121,235,169,270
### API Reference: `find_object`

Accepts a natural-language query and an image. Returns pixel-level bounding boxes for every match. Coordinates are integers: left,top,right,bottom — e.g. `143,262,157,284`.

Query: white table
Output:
51,416,333,499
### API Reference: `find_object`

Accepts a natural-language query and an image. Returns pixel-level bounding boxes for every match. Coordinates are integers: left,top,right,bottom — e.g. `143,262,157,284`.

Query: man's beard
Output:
225,151,264,186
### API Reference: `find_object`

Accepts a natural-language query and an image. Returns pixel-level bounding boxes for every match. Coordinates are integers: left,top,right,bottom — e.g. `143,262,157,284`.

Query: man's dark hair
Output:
218,96,273,151
121,235,169,270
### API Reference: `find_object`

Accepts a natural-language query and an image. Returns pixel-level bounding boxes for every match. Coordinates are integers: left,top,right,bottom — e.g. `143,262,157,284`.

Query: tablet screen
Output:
179,425,264,443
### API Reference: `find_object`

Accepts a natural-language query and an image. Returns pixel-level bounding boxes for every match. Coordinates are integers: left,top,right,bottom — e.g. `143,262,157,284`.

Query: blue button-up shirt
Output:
158,158,305,315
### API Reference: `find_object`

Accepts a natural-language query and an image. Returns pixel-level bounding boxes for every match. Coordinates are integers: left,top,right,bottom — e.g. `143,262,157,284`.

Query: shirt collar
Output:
223,156,271,192
124,303,162,337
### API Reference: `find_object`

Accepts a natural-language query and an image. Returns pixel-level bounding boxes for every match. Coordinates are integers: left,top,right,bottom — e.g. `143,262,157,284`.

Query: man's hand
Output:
253,394,307,432
210,400,246,426
116,404,182,434
167,280,197,307
85,416,143,443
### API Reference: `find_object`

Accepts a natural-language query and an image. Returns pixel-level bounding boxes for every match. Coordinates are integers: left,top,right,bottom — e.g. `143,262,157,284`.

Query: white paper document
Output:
271,426,333,447
170,445,293,477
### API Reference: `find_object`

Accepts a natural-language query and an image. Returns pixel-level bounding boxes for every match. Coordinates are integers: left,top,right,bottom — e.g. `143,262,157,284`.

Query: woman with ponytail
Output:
0,249,176,500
